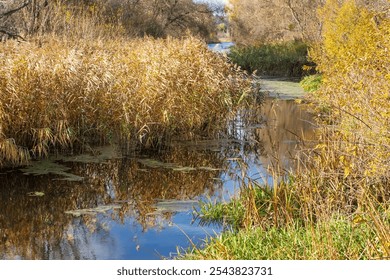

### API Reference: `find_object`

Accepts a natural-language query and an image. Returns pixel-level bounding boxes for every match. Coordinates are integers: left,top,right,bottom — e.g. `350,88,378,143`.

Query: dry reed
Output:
0,36,250,167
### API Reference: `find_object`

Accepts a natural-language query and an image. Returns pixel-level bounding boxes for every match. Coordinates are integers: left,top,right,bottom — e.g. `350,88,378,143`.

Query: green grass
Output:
184,217,382,260
228,41,313,77
183,177,390,260
194,199,246,230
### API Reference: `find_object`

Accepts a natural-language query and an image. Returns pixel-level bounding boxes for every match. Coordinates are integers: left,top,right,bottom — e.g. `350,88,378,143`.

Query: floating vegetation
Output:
137,158,220,172
20,160,84,182
27,192,45,197
259,78,305,100
64,205,122,217
57,145,122,164
152,200,199,214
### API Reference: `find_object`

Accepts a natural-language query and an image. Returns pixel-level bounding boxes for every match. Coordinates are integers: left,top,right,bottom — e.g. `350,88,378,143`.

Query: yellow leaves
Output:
65,10,72,24
352,213,367,225
352,214,366,225
309,0,390,181
338,154,353,178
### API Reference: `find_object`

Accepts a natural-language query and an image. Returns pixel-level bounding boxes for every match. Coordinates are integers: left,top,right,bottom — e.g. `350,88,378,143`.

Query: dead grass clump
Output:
0,36,250,166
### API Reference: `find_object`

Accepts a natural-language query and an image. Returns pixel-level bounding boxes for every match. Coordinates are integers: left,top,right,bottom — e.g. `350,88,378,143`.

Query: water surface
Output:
0,81,315,260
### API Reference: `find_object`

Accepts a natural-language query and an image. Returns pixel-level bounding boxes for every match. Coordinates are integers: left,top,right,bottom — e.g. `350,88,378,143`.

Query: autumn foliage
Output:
309,0,390,181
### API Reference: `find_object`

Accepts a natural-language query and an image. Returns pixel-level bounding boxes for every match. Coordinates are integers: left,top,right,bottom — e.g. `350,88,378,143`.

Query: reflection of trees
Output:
255,98,315,171
0,147,225,259
226,98,315,181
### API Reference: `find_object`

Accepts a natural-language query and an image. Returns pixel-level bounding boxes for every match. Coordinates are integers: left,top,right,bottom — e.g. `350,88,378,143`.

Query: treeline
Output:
226,0,390,76
228,0,390,44
0,0,218,41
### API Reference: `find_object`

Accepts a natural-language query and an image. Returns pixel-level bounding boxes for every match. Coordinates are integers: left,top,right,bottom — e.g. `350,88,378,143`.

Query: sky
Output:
195,0,229,5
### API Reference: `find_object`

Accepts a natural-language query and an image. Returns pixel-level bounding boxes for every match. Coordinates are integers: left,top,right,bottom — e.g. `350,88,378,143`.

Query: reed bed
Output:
0,36,250,167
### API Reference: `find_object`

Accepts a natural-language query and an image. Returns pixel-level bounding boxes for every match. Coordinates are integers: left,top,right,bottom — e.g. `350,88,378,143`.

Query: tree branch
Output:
0,27,25,40
0,0,32,19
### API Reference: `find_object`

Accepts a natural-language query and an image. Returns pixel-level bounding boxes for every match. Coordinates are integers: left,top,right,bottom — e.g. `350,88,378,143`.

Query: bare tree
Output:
0,0,31,40
228,0,323,44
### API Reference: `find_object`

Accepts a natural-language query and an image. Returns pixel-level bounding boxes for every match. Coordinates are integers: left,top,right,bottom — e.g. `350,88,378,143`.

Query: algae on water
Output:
20,160,84,182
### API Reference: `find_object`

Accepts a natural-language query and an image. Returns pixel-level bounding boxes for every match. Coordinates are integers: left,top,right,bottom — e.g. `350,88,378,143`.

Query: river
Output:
0,43,315,259
0,88,314,260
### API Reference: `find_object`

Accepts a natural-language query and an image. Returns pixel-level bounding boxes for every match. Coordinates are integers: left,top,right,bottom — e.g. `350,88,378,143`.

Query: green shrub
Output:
228,41,312,77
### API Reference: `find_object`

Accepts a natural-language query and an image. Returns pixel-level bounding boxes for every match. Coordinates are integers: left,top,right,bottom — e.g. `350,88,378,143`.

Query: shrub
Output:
228,41,312,77
309,0,390,181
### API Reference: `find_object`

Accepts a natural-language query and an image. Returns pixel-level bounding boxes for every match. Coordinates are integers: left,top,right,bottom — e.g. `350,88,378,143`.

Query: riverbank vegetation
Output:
228,41,311,77
183,0,390,260
226,0,320,77
0,1,251,167
0,0,219,41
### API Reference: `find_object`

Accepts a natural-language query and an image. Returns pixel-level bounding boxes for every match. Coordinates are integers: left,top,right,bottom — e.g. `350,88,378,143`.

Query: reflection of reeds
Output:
0,146,226,259
0,36,250,167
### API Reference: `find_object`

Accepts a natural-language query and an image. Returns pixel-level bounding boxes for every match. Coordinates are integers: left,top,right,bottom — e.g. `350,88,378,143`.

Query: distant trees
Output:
0,0,219,41
117,0,217,39
0,0,32,40
227,0,324,44
227,0,390,45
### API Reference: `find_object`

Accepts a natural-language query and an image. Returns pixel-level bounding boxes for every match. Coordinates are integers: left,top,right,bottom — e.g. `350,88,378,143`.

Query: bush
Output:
228,41,312,77
309,0,390,181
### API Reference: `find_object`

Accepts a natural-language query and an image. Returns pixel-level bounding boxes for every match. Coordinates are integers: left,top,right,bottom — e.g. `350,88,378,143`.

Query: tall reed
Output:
0,36,250,167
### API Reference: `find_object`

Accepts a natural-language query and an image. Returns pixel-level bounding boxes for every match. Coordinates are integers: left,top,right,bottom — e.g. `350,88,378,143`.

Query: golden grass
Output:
0,36,250,167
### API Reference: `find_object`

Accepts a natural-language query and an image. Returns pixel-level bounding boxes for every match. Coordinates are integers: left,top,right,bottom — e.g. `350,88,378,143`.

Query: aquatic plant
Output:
0,36,250,167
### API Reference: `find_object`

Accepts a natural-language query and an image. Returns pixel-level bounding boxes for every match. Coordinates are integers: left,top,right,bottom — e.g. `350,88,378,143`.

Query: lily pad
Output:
152,199,198,214
65,204,121,217
58,145,122,164
137,159,178,169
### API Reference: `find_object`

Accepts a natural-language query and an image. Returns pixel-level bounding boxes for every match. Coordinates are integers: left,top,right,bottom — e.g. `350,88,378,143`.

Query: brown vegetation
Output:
0,0,218,41
0,36,250,167
227,0,324,44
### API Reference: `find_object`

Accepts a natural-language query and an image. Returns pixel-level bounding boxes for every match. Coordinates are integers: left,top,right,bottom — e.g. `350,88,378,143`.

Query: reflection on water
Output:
0,94,315,260
0,149,224,259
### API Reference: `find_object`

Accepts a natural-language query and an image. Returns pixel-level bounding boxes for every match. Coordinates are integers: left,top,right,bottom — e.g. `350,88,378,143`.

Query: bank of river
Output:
0,77,313,260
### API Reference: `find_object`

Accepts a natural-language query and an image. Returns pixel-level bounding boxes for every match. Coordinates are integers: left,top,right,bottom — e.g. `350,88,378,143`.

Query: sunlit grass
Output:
184,176,390,260
184,216,383,260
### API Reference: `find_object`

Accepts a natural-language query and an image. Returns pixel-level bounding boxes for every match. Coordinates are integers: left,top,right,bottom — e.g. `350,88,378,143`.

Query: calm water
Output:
0,80,315,260
207,42,235,53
